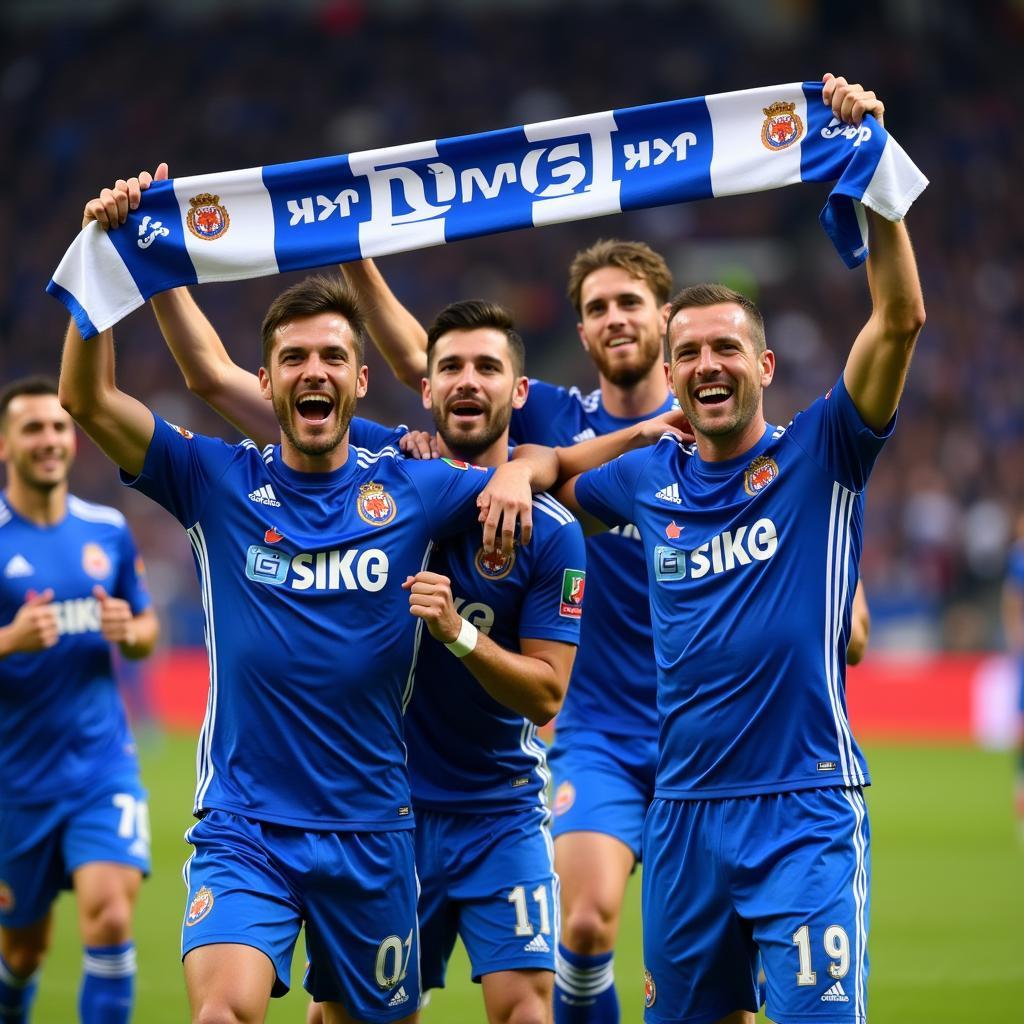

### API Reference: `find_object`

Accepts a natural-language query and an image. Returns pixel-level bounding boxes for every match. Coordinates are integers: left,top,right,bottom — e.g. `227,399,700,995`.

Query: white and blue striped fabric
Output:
48,81,927,339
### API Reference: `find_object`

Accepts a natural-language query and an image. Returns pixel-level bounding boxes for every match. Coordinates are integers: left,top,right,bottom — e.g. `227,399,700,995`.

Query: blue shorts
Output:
0,773,150,928
416,805,557,989
182,810,419,1021
548,727,657,861
642,788,871,1024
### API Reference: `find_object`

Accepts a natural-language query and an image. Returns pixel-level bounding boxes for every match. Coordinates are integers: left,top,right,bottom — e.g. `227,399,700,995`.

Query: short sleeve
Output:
510,380,571,445
402,458,496,539
349,416,407,452
786,375,895,492
121,416,237,527
575,448,654,530
518,513,587,644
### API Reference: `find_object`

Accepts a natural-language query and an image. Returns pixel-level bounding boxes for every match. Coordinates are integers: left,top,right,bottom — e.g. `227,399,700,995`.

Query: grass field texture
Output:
31,738,1022,1023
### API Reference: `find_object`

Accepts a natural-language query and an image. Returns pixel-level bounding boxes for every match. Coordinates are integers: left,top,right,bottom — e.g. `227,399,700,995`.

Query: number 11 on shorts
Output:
508,884,551,937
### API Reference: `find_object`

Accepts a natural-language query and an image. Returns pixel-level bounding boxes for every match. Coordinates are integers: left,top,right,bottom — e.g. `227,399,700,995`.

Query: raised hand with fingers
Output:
82,161,170,230
821,73,885,128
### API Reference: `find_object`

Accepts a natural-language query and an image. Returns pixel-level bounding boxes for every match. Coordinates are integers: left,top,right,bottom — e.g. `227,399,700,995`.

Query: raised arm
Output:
83,164,277,444
822,74,927,431
58,320,154,477
340,259,427,390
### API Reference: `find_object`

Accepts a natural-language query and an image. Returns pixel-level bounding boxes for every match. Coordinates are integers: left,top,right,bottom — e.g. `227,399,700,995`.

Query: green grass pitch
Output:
30,737,1022,1022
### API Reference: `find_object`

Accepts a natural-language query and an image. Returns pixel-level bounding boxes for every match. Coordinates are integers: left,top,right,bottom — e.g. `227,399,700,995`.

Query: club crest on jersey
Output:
186,193,230,240
82,542,111,579
552,780,575,816
559,569,586,618
356,481,397,526
0,880,14,912
761,100,803,150
185,886,214,926
644,969,656,1008
475,545,515,580
744,455,779,495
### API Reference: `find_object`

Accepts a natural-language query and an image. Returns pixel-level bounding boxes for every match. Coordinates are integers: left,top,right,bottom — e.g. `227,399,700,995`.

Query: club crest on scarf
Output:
761,100,804,150
186,193,230,240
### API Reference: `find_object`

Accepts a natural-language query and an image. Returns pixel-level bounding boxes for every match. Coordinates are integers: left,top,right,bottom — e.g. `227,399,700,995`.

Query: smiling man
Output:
58,236,541,1023
549,74,924,1024
0,377,158,1024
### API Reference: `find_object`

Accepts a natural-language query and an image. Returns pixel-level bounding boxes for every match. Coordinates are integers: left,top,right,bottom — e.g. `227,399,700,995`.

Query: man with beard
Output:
60,187,542,1021
0,377,158,1024
339,241,676,1024
543,69,921,1024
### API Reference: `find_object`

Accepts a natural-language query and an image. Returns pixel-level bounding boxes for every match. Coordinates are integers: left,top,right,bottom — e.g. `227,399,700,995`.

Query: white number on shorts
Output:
112,793,150,842
374,929,412,989
792,924,851,986
508,884,551,937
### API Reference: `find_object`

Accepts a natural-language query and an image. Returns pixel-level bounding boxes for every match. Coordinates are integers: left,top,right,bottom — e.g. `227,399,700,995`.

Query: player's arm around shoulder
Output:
824,74,927,432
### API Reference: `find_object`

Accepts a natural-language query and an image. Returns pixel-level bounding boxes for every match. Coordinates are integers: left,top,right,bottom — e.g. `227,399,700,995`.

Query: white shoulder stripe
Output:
532,492,575,526
67,495,126,526
354,445,400,466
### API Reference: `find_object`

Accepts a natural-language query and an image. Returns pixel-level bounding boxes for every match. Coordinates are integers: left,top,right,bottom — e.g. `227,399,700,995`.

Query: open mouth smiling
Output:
295,393,335,422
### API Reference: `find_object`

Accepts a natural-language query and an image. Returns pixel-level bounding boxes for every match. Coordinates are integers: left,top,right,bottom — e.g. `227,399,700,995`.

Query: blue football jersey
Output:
575,377,892,798
0,494,150,804
1008,541,1024,593
510,380,676,739
126,416,494,830
348,417,587,813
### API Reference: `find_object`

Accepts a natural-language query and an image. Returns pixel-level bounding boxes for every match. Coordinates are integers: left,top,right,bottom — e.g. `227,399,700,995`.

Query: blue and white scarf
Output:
48,81,926,338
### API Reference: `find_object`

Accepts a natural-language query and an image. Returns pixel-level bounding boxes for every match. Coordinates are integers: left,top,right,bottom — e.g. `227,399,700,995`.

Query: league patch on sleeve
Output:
559,568,586,618
441,457,486,471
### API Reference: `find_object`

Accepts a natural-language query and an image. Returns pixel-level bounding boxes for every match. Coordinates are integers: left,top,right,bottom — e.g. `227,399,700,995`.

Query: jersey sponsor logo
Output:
744,454,779,495
644,968,657,1008
168,422,194,439
185,886,214,926
475,545,515,580
82,542,111,580
51,596,102,636
0,880,14,912
821,981,850,1003
3,554,34,578
523,932,550,953
264,527,284,544
452,597,494,635
654,517,779,582
186,193,230,240
654,482,681,504
761,100,803,150
356,481,397,526
245,544,389,592
665,520,683,540
559,568,586,618
552,780,575,816
248,484,281,507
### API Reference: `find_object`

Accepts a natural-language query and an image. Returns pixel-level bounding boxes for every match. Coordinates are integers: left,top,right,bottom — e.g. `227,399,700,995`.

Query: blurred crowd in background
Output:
1,0,1021,650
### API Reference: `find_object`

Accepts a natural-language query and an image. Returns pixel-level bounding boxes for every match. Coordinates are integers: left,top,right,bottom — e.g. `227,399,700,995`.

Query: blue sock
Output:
554,944,618,1024
0,954,40,1023
79,942,136,1024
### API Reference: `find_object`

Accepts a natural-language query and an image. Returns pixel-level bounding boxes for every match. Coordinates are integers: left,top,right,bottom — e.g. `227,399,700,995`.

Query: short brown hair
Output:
567,239,673,316
260,276,368,367
665,283,766,356
425,299,526,377
0,376,58,430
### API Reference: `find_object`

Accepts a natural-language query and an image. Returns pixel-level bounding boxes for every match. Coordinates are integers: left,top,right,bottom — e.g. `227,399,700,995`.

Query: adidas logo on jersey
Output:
572,428,596,443
821,981,850,1003
3,554,34,577
387,986,409,1007
655,483,681,504
248,484,281,507
523,933,550,953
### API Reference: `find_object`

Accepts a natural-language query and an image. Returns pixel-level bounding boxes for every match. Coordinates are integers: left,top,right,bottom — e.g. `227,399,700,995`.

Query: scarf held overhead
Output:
48,81,927,339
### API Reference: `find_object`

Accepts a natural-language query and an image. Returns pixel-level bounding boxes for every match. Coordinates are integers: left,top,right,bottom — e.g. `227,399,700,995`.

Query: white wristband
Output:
444,617,479,658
